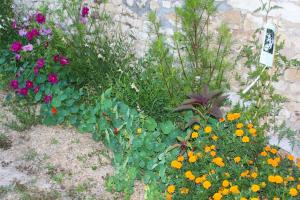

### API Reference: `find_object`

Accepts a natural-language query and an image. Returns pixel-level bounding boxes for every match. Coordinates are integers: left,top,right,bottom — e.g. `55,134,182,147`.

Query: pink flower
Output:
35,12,46,24
48,73,58,84
39,28,52,36
22,44,33,52
80,16,88,24
19,88,29,96
36,58,45,68
34,66,39,75
81,6,89,17
10,80,19,89
44,95,52,104
10,41,22,53
11,20,17,29
25,80,34,89
34,86,40,93
15,54,21,61
60,56,69,66
53,54,60,63
18,29,27,36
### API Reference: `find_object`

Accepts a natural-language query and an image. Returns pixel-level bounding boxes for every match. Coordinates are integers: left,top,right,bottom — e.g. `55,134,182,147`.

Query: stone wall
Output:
13,0,300,156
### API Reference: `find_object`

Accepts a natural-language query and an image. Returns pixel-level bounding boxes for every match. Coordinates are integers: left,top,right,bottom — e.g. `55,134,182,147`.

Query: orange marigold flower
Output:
180,187,189,194
289,188,298,197
212,157,225,167
171,160,182,169
212,135,218,141
222,188,229,195
287,154,294,161
195,177,202,184
177,155,184,162
193,124,201,131
248,160,254,165
273,197,280,200
222,180,230,187
251,184,260,192
187,151,194,157
267,158,280,168
297,184,300,190
236,123,244,129
219,118,225,122
166,193,172,200
242,136,250,143
213,192,222,200
274,175,283,184
191,131,199,139
251,172,258,179
210,145,216,150
210,151,216,157
204,146,211,152
265,145,271,151
240,198,247,200
240,170,249,177
247,123,254,129
185,171,195,181
260,151,268,156
229,185,240,194
234,156,241,163
167,185,175,194
235,129,244,137
51,107,57,114
203,181,212,189
189,155,197,163
270,148,278,154
204,126,212,133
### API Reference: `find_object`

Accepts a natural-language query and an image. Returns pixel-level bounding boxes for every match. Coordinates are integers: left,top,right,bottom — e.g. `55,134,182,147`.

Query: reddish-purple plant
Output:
44,95,52,104
53,54,60,63
81,6,89,17
48,73,58,84
25,80,34,89
11,20,17,29
19,88,29,96
34,86,40,94
35,12,46,24
10,41,22,53
36,58,45,68
10,80,19,89
60,56,69,66
15,54,21,61
34,66,39,75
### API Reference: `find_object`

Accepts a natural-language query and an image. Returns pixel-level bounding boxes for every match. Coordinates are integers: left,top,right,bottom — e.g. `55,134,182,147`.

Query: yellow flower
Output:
167,185,175,194
222,180,230,187
251,172,258,179
212,135,218,141
166,193,172,200
273,197,280,200
210,151,217,157
247,123,254,129
177,155,184,162
249,128,257,136
297,184,300,190
236,123,244,129
240,170,249,177
136,128,142,134
267,158,280,168
224,172,230,177
195,177,202,184
196,152,202,158
242,136,250,143
287,154,294,161
204,146,211,152
251,184,260,192
235,129,244,137
227,113,240,121
219,118,225,122
203,181,212,189
211,145,216,150
260,151,268,156
193,124,201,131
229,185,240,194
261,182,266,188
204,126,212,133
189,155,197,163
268,175,276,183
234,156,241,163
250,198,259,200
191,131,199,139
185,171,195,181
240,198,247,200
213,192,222,200
270,148,278,154
171,160,182,169
222,188,229,195
289,188,298,197
212,157,225,167
180,187,189,195
265,145,271,151
248,160,254,165
269,175,283,184
187,151,194,157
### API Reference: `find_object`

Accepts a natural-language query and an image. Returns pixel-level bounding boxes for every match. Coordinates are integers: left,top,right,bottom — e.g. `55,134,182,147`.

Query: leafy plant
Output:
0,133,12,150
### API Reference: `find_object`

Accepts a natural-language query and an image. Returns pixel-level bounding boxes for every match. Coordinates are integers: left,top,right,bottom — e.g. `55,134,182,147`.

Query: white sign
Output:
259,23,276,67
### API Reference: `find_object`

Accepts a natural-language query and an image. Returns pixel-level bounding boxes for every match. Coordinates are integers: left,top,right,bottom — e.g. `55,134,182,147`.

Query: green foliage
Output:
0,0,15,48
0,133,12,150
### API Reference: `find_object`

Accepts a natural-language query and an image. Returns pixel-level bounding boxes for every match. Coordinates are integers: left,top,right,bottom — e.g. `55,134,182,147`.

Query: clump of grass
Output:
0,133,12,150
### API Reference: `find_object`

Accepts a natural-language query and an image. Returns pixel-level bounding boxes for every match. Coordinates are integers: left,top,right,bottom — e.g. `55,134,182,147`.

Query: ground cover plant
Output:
0,0,299,199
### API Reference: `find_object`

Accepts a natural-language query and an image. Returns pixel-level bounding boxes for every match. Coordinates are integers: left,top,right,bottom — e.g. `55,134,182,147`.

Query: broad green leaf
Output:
144,117,157,131
160,120,174,135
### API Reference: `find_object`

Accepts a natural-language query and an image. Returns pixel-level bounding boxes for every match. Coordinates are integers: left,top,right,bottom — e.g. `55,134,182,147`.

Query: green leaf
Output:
144,117,157,131
34,92,42,102
160,121,174,135
51,97,61,107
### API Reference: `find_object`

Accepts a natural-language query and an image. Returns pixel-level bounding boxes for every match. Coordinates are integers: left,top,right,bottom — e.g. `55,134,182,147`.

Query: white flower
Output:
131,83,139,92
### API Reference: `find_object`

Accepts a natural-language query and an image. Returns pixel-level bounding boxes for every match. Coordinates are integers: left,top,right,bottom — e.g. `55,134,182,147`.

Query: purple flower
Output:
34,66,39,75
53,54,60,63
31,28,39,36
44,95,52,104
36,58,45,68
25,80,34,89
80,16,88,24
10,80,19,89
60,56,69,66
22,44,33,52
26,29,39,41
10,41,22,53
48,73,58,84
34,86,39,93
40,28,52,36
18,29,27,36
15,54,21,61
35,12,46,24
81,6,89,17
19,87,29,96
11,20,17,29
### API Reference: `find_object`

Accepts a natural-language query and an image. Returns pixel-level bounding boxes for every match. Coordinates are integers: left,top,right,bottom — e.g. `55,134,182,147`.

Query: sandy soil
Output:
0,91,144,200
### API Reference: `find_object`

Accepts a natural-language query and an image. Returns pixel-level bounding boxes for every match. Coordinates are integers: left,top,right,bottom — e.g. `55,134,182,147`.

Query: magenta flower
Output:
48,73,58,84
53,54,60,63
18,29,27,36
10,80,19,89
26,31,34,41
34,66,39,75
19,88,29,96
10,41,22,53
34,86,40,94
22,44,33,52
35,12,46,24
44,95,52,104
81,6,89,17
31,28,40,36
36,58,45,68
11,20,17,29
60,56,69,66
15,54,21,61
25,80,34,89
